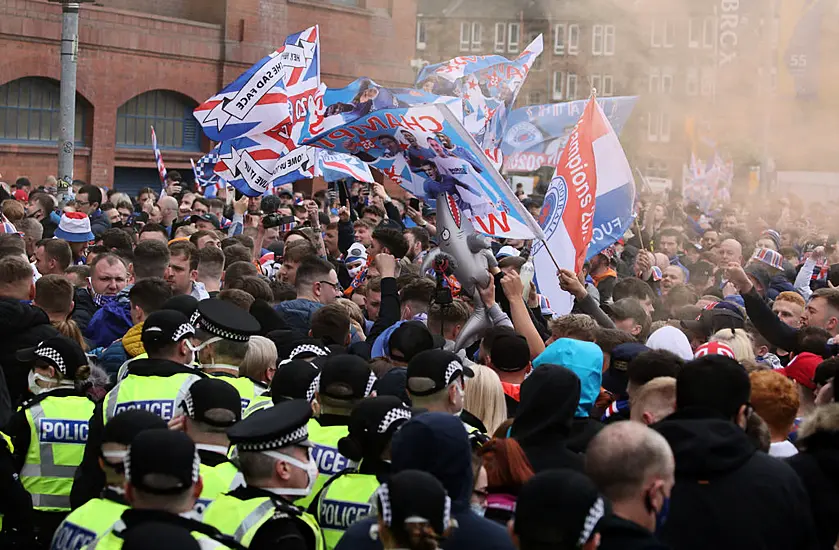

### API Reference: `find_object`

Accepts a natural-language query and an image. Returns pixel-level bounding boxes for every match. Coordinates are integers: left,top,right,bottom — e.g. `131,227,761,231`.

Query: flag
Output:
304,103,537,239
415,35,543,169
150,126,167,186
531,96,632,315
194,26,320,142
316,150,375,183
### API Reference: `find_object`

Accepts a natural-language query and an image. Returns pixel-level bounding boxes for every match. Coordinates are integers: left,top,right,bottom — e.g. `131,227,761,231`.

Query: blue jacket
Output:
335,413,515,550
88,208,111,238
274,299,323,334
85,286,133,348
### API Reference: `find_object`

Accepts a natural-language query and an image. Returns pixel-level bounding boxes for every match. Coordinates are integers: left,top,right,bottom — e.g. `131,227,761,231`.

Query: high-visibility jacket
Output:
0,431,13,531
21,394,94,511
297,417,354,509
194,459,244,520
207,371,271,416
314,470,380,550
50,489,127,550
203,489,323,550
103,368,200,423
85,509,243,549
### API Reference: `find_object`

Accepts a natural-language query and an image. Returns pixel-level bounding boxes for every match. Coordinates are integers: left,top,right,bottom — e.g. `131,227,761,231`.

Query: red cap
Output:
693,341,736,360
779,352,821,390
13,189,28,201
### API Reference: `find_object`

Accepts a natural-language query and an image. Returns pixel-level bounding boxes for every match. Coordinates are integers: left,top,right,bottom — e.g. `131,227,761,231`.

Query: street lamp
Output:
49,0,93,205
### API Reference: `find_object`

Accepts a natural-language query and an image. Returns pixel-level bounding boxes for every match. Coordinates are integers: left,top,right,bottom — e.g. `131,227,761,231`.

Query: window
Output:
591,74,602,93
664,20,675,48
702,17,715,49
566,73,578,100
660,112,671,142
647,112,670,142
602,75,614,96
416,19,427,50
701,66,715,96
116,90,200,150
652,19,675,48
507,23,520,53
552,71,564,100
662,71,673,94
554,23,566,55
648,67,660,94
688,18,700,48
568,24,580,55
651,19,661,47
592,24,604,55
686,67,699,96
0,77,88,145
647,113,659,142
471,22,483,51
604,25,616,55
460,22,471,51
494,23,506,53
528,91,543,105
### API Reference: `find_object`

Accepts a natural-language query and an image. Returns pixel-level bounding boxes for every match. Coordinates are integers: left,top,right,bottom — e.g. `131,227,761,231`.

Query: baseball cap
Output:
780,352,821,390
681,302,745,339
17,335,89,380
338,396,412,462
141,310,195,350
601,343,649,396
388,321,445,363
181,378,242,427
191,213,221,230
271,358,321,403
374,367,411,406
489,333,530,372
287,337,331,360
100,410,167,470
318,354,377,401
125,430,200,495
375,470,452,539
496,245,521,260
406,349,474,397
161,295,199,319
514,469,605,548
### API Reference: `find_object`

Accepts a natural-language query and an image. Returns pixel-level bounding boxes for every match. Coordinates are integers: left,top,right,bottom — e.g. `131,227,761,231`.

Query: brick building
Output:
0,0,417,194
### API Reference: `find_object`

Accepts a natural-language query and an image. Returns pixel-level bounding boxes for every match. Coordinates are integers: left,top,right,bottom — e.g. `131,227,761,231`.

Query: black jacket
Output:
0,298,58,424
741,287,799,353
786,431,839,550
653,408,818,550
597,514,669,550
510,365,584,473
70,288,99,336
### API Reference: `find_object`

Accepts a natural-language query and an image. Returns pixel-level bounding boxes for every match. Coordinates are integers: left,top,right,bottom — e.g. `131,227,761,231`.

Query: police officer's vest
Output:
21,394,94,511
50,495,127,550
297,419,354,508
103,372,200,422
243,398,273,418
314,471,380,550
86,517,239,550
207,372,271,416
203,493,323,550
0,431,13,530
195,462,245,519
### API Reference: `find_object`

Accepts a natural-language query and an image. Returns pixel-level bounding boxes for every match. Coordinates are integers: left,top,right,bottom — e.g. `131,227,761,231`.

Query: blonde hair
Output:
334,298,366,331
239,335,277,384
710,328,755,363
463,365,507,434
54,320,88,352
630,376,676,424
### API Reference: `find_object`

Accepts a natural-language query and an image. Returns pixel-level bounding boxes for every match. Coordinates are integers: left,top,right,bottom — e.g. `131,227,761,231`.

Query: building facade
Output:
0,0,417,193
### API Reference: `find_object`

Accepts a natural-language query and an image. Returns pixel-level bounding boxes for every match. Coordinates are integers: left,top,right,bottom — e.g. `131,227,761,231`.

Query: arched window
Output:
0,77,88,145
116,90,200,151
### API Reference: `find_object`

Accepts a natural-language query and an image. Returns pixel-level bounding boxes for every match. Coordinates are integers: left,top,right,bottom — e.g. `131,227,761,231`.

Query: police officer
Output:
202,400,324,550
0,429,34,547
71,310,205,509
191,299,271,415
85,429,244,549
3,336,95,548
312,396,412,550
175,378,245,517
51,410,167,550
243,358,320,417
303,355,377,508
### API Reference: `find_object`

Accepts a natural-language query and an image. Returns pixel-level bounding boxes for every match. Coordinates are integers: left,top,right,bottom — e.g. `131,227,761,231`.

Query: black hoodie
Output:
786,430,839,550
653,408,818,550
0,298,58,424
510,365,584,473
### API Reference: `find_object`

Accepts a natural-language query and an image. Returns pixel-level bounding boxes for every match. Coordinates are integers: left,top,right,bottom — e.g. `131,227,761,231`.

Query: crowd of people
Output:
0,170,836,550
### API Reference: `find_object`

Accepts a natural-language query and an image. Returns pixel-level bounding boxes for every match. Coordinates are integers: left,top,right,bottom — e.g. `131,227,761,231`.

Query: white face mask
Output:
347,262,365,278
28,371,58,395
264,448,319,497
185,337,221,367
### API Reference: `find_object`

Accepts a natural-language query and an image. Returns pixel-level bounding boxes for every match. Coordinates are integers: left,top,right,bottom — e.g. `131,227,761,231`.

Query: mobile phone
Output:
409,198,420,211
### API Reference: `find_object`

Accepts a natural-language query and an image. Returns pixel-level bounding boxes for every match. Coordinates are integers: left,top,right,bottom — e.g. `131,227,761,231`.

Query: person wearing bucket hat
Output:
54,212,94,266
313,396,412,549
3,336,96,545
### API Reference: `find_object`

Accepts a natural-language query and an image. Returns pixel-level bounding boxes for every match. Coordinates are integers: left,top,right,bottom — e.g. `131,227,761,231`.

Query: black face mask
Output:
110,221,124,229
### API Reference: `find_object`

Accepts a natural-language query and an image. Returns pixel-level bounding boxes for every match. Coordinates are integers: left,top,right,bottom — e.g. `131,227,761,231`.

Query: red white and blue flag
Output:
150,126,167,186
315,150,375,183
531,95,634,315
194,26,320,142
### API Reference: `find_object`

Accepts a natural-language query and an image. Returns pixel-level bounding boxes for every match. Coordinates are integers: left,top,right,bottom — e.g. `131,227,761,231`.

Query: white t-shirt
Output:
769,440,798,458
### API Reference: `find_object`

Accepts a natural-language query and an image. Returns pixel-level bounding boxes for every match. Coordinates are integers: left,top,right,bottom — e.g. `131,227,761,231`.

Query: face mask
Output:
89,279,118,307
186,337,222,367
470,502,486,517
647,487,670,534
451,380,464,417
347,262,365,278
28,371,56,395
264,449,318,497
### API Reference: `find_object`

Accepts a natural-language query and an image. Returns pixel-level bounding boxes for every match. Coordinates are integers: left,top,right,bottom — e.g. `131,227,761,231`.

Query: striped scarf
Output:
344,257,372,297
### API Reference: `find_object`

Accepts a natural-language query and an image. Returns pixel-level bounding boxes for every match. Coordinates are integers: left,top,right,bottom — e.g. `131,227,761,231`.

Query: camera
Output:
263,214,296,230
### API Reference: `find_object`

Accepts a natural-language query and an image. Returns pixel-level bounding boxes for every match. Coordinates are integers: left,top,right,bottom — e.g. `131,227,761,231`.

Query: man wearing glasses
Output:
275,256,343,334
74,183,111,238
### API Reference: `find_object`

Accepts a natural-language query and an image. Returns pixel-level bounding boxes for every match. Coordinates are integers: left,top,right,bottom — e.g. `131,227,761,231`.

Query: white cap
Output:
496,245,521,259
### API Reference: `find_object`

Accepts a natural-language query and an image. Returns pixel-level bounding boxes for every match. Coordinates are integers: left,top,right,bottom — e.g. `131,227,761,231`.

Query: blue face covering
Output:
654,494,670,535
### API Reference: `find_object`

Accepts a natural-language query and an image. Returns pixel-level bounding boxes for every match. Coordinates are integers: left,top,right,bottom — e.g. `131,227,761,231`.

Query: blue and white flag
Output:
215,133,316,197
316,150,375,183
194,26,319,142
304,104,536,239
150,126,167,186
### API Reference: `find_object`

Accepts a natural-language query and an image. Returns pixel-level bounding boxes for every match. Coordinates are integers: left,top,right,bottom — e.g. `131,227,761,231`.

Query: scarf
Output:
344,257,372,297
591,268,617,287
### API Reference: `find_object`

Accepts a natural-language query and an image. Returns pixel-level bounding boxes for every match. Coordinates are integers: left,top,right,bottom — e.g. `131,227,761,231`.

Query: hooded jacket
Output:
85,286,133,349
510,365,584,473
0,298,59,423
335,412,515,550
70,287,99,335
653,408,818,550
274,298,324,335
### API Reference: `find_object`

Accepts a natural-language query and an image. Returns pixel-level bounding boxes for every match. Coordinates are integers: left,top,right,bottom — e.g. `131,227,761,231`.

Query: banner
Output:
304,104,536,239
415,36,543,168
502,96,638,172
150,126,167,186
316,150,375,183
194,26,320,142
532,97,632,315
779,0,827,98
